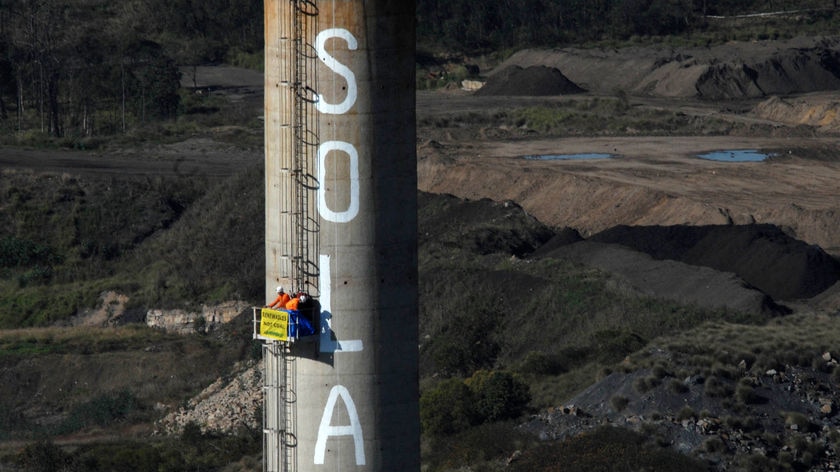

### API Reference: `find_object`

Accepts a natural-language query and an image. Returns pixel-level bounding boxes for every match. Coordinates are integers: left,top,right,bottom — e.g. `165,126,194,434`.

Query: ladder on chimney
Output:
261,2,319,472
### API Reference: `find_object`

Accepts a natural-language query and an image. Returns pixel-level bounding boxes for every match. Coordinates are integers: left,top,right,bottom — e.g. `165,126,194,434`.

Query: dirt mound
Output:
590,224,840,301
418,192,554,257
537,240,785,315
420,192,790,315
495,37,840,98
475,65,585,96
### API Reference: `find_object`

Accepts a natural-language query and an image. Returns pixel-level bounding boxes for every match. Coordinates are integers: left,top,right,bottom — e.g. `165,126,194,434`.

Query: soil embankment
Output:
491,37,840,100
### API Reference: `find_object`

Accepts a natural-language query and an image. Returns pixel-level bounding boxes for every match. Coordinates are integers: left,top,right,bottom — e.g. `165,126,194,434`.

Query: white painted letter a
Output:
314,385,366,465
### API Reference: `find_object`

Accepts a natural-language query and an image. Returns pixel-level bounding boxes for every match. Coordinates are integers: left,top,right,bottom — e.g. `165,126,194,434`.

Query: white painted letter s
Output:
316,28,358,115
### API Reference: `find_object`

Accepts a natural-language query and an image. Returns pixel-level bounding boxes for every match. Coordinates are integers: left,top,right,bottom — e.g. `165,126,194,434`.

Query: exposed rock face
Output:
146,300,251,334
754,94,840,132
68,291,133,326
156,360,263,435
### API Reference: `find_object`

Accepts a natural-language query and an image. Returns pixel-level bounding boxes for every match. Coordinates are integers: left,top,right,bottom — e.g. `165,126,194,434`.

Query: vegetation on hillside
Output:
0,162,264,327
0,0,262,143
417,0,840,52
417,97,763,138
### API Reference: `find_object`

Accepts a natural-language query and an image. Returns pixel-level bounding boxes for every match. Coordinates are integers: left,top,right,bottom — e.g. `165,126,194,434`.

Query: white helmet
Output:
300,295,307,303
275,285,284,293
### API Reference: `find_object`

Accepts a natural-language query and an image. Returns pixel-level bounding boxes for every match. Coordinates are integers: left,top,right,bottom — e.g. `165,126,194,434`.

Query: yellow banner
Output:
260,308,289,341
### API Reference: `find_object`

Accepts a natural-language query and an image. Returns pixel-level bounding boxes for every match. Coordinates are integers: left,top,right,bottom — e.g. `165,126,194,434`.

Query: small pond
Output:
697,149,771,162
523,153,614,160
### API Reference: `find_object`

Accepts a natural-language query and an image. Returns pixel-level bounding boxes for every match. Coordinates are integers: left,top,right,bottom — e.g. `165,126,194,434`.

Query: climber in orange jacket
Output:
267,286,291,309
285,292,307,311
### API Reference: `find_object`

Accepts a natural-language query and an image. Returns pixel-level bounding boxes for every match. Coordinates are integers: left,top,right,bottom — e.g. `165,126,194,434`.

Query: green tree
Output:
467,370,531,422
122,40,180,121
16,440,72,472
420,378,476,436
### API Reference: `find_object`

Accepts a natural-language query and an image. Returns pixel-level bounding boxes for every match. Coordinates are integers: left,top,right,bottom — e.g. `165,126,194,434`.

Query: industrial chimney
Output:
263,1,418,471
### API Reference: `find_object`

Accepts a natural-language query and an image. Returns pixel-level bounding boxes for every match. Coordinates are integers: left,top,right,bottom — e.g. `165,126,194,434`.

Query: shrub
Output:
467,370,531,423
610,395,630,412
421,370,532,438
735,381,765,405
738,453,779,472
0,237,61,269
677,406,696,421
422,422,533,472
724,415,760,433
422,295,502,377
518,350,559,375
193,315,207,334
55,390,139,435
633,375,662,394
75,442,163,472
420,378,475,437
704,375,733,398
15,440,71,472
702,436,727,454
782,411,815,433
668,378,689,394
711,362,738,380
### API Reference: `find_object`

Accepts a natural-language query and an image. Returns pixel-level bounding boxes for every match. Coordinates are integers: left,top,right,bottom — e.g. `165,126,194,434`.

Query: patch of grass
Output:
508,426,709,472
15,427,261,472
629,314,840,383
0,325,178,360
422,421,535,472
421,98,754,138
633,375,661,394
704,375,734,398
225,48,264,71
526,363,602,410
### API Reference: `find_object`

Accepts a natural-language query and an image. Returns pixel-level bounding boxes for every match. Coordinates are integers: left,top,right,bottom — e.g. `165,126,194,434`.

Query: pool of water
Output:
697,149,770,162
524,153,614,160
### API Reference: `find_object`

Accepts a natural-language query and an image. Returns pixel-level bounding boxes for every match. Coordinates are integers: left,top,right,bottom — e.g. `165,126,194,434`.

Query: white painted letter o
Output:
318,141,360,223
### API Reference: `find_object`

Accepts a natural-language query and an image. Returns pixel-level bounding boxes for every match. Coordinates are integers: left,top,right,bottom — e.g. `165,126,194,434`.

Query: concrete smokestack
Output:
265,1,418,471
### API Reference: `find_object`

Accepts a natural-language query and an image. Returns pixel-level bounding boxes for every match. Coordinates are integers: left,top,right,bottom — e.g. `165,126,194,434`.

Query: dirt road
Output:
0,137,260,178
